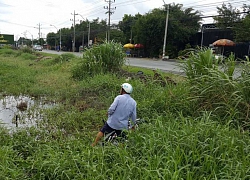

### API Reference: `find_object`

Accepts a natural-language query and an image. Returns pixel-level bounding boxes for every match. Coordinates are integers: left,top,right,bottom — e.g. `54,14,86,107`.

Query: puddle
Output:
0,95,56,129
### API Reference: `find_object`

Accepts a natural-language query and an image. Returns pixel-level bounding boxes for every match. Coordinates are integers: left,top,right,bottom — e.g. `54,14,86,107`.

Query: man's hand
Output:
131,126,136,131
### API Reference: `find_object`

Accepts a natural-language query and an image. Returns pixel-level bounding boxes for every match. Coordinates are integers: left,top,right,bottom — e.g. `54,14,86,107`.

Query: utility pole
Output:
50,24,61,51
71,10,78,52
34,23,41,44
130,30,132,43
88,23,90,47
162,1,169,60
38,23,41,40
201,26,204,48
104,0,116,42
77,14,91,47
82,31,84,48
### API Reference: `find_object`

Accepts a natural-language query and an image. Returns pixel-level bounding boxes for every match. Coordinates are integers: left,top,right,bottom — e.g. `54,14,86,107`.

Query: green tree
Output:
47,32,57,47
118,14,142,44
234,4,250,42
132,3,201,58
74,18,107,49
234,15,250,42
96,29,125,44
213,3,241,29
214,3,250,42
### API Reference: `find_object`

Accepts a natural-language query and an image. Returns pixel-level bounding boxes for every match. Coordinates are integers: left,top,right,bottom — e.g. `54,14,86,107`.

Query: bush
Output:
0,48,17,57
54,53,76,63
72,41,126,80
0,45,12,49
20,47,33,54
19,53,36,60
181,49,250,129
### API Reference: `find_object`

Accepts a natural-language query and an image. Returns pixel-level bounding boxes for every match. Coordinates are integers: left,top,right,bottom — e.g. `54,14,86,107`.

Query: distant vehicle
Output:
33,45,43,51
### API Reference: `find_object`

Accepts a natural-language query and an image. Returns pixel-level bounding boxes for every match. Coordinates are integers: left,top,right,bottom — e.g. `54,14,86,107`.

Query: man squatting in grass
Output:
91,83,137,147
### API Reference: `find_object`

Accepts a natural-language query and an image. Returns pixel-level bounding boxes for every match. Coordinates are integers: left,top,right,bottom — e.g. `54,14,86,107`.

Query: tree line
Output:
46,3,250,58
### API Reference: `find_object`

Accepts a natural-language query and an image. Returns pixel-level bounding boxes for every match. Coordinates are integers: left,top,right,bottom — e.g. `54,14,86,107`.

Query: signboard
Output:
0,34,14,44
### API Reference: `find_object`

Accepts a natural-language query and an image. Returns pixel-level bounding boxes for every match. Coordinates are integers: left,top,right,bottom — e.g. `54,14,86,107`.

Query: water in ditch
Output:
0,94,56,129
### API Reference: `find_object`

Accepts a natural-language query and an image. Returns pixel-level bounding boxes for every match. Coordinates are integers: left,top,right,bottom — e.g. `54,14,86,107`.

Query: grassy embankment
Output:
0,45,250,179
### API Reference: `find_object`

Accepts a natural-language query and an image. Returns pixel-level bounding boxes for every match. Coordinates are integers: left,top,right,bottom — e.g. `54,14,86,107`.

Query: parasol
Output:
123,43,135,48
134,44,144,48
212,39,235,47
212,39,236,56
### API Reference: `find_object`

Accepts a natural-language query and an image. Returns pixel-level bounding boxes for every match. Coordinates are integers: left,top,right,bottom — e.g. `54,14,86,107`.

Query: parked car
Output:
33,45,43,51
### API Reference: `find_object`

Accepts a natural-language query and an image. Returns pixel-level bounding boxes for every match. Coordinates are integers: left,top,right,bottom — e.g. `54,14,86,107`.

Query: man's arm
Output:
108,96,119,116
130,103,137,126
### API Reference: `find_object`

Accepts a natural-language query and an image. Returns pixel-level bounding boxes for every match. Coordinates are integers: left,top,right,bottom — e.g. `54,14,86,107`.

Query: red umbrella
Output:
212,39,235,56
134,44,144,48
212,39,235,47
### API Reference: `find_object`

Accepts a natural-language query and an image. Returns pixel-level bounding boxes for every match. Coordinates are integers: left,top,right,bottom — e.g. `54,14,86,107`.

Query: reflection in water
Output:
0,95,55,129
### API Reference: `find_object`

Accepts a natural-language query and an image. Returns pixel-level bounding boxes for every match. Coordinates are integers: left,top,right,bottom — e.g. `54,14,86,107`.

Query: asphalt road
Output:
42,49,184,75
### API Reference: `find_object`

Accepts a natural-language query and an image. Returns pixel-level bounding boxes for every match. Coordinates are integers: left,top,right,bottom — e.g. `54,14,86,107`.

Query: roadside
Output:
41,50,243,78
42,49,184,75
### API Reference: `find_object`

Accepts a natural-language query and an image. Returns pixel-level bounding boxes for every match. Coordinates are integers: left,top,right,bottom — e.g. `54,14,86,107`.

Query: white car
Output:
33,45,43,51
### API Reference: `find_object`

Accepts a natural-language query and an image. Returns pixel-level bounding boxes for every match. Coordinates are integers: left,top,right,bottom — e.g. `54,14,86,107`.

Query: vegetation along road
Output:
43,49,244,78
42,49,184,75
1,43,250,179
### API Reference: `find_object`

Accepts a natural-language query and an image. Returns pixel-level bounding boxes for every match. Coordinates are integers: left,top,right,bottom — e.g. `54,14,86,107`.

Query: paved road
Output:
42,50,184,75
42,50,243,78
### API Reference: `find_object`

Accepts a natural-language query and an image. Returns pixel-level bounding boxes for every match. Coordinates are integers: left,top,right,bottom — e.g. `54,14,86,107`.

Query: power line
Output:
0,19,34,28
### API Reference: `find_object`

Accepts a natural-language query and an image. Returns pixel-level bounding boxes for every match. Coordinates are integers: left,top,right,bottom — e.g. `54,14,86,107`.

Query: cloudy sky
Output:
0,0,247,40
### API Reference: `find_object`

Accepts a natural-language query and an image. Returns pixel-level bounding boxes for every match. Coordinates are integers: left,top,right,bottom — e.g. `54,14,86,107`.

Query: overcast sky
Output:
0,0,247,40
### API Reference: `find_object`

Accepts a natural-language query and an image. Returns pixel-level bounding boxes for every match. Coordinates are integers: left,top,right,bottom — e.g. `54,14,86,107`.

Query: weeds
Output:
182,48,250,129
0,48,250,179
72,41,126,80
54,53,76,63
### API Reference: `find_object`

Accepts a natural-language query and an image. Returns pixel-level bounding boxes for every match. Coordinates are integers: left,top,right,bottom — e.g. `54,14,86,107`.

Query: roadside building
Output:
0,34,14,47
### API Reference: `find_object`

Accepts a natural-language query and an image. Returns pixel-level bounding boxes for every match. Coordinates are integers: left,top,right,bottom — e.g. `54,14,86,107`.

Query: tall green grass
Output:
1,48,250,179
1,115,250,179
182,49,250,129
72,41,126,80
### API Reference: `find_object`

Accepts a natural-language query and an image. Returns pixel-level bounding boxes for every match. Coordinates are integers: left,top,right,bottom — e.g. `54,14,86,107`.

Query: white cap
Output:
121,83,133,94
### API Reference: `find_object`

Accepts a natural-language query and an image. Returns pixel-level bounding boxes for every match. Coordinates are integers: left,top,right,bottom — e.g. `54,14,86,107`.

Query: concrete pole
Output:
59,29,61,51
82,31,84,48
88,22,90,47
73,10,76,52
201,26,204,48
162,2,169,60
50,24,60,51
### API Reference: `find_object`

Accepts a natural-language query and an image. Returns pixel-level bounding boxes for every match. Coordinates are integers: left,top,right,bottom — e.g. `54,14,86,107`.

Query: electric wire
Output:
0,0,249,35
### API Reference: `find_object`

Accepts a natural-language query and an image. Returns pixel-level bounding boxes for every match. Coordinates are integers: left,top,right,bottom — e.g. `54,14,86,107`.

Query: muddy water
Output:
0,95,55,129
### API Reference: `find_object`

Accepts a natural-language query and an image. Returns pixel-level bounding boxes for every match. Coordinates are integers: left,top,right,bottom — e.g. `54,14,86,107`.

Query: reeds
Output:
0,48,250,179
72,41,125,80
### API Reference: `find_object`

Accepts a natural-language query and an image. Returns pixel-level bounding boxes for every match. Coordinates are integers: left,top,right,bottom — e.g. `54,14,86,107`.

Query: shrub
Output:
19,53,36,60
54,53,76,63
20,47,33,54
0,48,17,57
0,45,12,49
181,49,250,129
72,41,126,80
180,48,220,81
